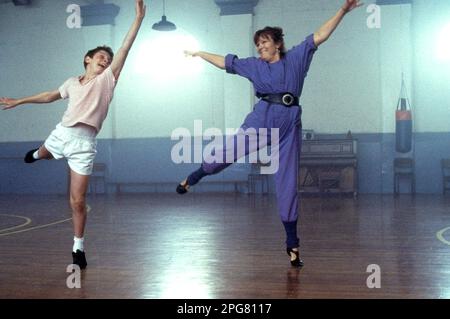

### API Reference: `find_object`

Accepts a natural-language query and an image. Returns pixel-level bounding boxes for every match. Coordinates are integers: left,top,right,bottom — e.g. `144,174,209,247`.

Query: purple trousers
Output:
188,102,301,247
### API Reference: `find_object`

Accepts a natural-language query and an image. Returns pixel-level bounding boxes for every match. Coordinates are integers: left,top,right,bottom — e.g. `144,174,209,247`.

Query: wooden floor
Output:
1,193,450,299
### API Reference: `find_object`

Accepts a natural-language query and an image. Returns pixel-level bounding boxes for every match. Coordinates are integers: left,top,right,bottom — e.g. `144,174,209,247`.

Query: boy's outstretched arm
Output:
1,90,61,110
110,0,146,80
313,0,363,47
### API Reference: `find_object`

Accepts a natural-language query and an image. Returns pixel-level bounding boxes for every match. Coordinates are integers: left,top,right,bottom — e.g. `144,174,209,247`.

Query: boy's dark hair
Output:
83,46,114,69
253,26,286,57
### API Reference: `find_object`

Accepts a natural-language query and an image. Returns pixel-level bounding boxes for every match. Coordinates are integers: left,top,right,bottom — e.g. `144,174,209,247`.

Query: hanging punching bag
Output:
395,77,412,153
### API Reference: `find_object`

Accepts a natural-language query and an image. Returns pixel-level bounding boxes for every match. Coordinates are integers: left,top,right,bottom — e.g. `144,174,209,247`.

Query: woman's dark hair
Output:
83,45,114,69
253,26,286,57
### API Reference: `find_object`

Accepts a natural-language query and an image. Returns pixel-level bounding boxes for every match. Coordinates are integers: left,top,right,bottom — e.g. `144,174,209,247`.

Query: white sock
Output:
33,150,40,159
73,236,84,252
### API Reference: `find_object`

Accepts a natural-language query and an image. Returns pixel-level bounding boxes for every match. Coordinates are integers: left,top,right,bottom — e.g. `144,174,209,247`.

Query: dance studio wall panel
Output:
0,0,418,141
2,0,446,140
412,0,450,133
1,0,450,194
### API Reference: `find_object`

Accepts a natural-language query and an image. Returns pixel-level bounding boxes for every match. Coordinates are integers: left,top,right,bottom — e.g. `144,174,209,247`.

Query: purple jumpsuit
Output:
187,34,317,249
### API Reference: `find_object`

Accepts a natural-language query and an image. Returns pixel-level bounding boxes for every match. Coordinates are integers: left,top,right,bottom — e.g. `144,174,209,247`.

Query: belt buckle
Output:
282,93,294,106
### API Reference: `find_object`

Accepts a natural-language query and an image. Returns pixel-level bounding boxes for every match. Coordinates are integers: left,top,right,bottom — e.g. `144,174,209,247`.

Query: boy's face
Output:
85,50,112,74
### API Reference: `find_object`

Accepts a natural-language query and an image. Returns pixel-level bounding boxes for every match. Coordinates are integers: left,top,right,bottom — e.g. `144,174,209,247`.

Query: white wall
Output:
412,0,450,133
0,0,447,143
0,0,84,142
255,0,413,134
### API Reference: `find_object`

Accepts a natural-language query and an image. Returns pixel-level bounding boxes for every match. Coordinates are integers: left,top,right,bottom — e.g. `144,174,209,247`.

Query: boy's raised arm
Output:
110,0,146,80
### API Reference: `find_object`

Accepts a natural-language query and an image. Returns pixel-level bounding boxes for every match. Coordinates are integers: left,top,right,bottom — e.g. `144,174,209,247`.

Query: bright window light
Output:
134,28,203,80
436,22,450,62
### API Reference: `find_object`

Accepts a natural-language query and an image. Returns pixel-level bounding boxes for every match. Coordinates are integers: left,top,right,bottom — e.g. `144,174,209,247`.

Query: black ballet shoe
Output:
72,249,87,270
286,248,304,268
24,148,39,164
176,180,189,194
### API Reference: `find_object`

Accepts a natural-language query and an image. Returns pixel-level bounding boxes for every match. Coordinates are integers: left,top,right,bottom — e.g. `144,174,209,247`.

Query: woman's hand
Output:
184,50,199,57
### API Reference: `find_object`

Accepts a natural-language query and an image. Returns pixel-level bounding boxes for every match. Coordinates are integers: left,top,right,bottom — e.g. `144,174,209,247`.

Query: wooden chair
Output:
394,158,415,195
441,159,450,194
89,163,107,195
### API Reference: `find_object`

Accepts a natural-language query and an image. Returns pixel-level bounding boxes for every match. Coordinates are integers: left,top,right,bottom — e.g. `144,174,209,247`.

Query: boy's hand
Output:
136,0,146,20
342,0,363,13
0,97,20,110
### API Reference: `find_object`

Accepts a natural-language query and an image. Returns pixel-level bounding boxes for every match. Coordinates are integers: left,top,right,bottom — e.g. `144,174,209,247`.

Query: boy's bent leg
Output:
69,169,89,269
37,145,54,160
25,124,63,164
24,144,54,163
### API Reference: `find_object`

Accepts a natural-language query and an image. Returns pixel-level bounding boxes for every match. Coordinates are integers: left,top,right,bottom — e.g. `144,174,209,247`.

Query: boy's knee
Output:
38,146,53,160
70,197,86,212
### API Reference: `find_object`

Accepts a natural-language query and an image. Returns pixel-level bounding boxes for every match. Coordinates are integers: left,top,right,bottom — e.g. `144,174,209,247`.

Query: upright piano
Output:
299,138,358,197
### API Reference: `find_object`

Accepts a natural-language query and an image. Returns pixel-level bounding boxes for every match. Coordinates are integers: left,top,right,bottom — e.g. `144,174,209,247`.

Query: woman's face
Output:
256,35,280,63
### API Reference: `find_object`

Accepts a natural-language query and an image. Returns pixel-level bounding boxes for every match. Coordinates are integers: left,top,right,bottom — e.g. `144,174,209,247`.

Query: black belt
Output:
256,92,299,107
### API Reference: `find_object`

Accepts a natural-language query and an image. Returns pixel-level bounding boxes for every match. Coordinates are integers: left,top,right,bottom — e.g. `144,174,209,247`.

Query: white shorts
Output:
44,123,97,176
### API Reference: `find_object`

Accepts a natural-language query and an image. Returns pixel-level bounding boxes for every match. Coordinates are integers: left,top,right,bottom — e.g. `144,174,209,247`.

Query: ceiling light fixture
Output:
152,0,176,31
